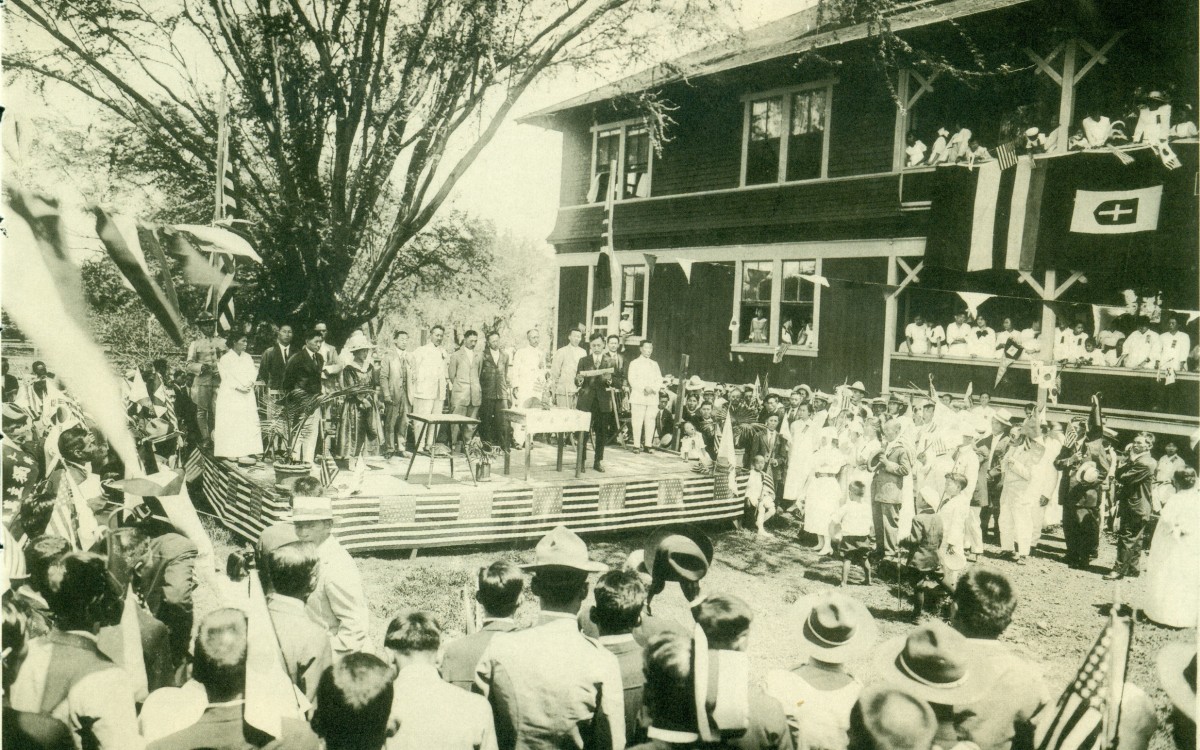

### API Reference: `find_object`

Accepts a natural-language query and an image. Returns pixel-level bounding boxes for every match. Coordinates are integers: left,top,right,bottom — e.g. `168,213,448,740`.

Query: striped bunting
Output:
195,450,748,552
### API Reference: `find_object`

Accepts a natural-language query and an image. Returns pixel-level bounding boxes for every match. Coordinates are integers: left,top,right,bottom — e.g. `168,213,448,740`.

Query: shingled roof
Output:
520,0,1033,128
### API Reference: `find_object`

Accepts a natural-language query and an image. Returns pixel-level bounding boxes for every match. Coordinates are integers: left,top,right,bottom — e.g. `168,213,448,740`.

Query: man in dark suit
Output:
576,333,617,472
478,330,512,447
440,560,523,690
283,329,326,461
256,323,294,391
447,330,483,452
871,419,912,561
743,413,788,489
1106,433,1157,580
589,569,648,746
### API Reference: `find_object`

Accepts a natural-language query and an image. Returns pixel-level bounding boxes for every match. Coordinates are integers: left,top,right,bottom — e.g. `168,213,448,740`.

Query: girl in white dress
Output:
1144,468,1198,628
806,427,848,554
213,333,263,462
784,402,825,509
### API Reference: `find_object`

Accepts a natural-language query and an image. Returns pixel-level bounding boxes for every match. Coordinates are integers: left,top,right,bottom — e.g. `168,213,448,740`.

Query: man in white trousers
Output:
625,340,663,453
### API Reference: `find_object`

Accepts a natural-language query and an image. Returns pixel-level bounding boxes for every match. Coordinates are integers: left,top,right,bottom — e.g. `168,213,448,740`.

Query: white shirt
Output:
905,323,930,354
927,325,946,348
550,344,586,396
408,343,448,401
387,663,497,750
1056,330,1087,361
626,356,664,406
1021,328,1044,356
906,140,927,167
1133,104,1172,144
1158,331,1190,369
1097,329,1126,351
968,326,997,358
1124,330,1160,368
927,135,949,164
1082,116,1112,147
946,322,972,354
511,345,546,400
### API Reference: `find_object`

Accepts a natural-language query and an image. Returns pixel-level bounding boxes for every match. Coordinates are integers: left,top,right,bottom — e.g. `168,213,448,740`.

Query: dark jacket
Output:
742,430,788,472
257,342,293,390
1114,453,1156,518
905,512,943,572
872,442,912,505
282,348,324,396
576,352,618,413
480,347,511,401
132,532,198,666
440,618,519,691
604,637,647,746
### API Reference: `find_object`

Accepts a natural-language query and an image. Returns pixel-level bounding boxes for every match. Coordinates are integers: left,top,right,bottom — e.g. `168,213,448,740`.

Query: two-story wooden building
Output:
522,0,1198,437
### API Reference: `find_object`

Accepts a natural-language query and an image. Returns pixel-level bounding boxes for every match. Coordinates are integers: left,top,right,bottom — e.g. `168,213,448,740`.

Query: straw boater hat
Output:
685,376,704,392
520,525,607,573
875,622,995,705
1157,641,1197,721
287,495,335,523
793,384,813,399
1024,126,1040,137
791,592,878,664
1146,90,1170,104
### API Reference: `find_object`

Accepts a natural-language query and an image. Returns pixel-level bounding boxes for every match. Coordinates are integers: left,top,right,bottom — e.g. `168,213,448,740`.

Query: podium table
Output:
405,412,480,488
502,408,591,481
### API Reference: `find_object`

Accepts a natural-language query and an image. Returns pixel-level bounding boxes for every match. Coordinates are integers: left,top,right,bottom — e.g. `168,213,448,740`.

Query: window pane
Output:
781,260,816,302
787,90,825,181
624,127,650,199
739,261,773,344
593,130,620,203
746,98,782,185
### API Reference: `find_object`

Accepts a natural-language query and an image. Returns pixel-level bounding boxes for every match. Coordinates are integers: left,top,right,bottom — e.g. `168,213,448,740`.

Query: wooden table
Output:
502,408,592,481
405,412,480,488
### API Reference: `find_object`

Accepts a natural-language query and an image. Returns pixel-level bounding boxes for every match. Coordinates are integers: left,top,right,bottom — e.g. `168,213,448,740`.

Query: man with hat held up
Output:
475,525,625,750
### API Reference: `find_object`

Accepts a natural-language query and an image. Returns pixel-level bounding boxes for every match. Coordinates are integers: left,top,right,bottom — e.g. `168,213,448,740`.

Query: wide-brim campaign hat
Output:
521,525,607,573
848,381,868,394
875,622,995,705
644,523,714,584
791,592,878,664
2,403,30,425
1158,642,1196,720
286,495,335,522
686,376,705,391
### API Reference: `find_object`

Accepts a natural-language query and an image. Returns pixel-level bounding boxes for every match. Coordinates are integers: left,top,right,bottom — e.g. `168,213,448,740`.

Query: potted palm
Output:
722,390,765,467
465,436,505,482
259,384,375,480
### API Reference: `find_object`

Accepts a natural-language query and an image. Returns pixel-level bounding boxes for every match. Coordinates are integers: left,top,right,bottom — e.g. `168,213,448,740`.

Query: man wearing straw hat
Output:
475,525,625,750
289,495,369,659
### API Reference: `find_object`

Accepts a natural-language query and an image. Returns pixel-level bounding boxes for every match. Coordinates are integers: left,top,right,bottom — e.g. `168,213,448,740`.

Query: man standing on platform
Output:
283,329,326,463
257,323,293,391
550,328,585,409
511,329,547,408
408,325,448,451
447,330,483,453
1106,433,1157,580
577,333,618,472
479,331,511,447
605,334,627,395
380,330,411,459
626,340,663,454
186,316,225,446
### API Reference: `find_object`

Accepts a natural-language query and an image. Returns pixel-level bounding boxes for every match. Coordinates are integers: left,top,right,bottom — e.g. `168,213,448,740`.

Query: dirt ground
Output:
201,510,1193,750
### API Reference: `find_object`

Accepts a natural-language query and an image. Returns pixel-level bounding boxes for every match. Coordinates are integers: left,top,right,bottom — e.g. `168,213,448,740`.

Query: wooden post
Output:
882,256,899,395
672,353,690,449
1038,269,1057,407
1056,39,1078,153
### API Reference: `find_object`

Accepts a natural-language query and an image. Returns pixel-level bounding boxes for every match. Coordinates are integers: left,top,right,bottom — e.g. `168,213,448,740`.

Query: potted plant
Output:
721,390,765,468
465,436,504,482
259,384,375,479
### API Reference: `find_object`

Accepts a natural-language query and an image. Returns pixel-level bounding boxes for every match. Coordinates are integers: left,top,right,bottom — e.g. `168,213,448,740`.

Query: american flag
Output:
993,140,1019,171
1032,613,1132,750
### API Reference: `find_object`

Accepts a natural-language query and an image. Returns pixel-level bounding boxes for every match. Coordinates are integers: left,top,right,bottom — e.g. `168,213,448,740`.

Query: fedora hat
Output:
875,622,994,705
1158,642,1196,721
287,495,335,522
685,375,704,391
791,592,878,664
521,525,607,573
793,384,813,398
644,524,714,584
848,381,868,394
2,403,29,425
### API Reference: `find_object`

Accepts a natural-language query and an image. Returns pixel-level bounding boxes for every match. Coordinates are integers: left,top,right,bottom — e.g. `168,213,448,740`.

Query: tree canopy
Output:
7,0,723,341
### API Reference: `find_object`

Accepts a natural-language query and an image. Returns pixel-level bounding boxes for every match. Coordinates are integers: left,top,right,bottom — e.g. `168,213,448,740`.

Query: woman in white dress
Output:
784,402,825,509
213,332,263,462
1144,467,1198,628
806,427,848,555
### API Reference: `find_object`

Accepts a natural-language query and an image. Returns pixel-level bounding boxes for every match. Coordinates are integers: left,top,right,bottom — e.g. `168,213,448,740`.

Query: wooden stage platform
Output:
190,445,746,554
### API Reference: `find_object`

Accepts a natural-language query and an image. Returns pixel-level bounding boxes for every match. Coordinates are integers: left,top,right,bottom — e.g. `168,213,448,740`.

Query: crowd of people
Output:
898,311,1194,371
904,89,1197,168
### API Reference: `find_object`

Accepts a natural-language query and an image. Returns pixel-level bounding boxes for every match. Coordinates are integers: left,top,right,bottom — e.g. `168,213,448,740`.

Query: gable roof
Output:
520,0,1034,128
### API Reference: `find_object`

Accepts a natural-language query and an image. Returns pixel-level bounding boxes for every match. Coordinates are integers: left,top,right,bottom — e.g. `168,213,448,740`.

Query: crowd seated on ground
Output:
904,89,1197,169
897,310,1195,371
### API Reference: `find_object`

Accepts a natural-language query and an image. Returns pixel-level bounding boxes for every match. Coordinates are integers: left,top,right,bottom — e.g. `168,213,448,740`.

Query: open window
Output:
589,121,652,203
780,260,817,348
731,257,821,354
621,265,647,337
741,82,833,185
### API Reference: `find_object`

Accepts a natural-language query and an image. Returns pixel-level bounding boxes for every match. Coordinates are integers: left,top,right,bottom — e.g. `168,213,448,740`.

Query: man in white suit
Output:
549,328,585,409
407,325,448,450
625,339,663,453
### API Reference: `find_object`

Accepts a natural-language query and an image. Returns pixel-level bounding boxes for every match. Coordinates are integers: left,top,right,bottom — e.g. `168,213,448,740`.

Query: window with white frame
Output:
590,122,652,203
741,82,833,186
621,266,647,337
732,258,821,352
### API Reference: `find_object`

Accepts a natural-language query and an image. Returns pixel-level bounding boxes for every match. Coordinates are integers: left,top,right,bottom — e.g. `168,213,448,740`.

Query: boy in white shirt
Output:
746,454,777,536
679,421,711,469
833,480,874,586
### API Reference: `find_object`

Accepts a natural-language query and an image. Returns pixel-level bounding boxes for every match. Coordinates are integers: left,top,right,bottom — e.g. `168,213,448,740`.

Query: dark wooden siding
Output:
557,266,589,346
827,69,897,177
547,175,912,249
650,91,743,197
559,116,593,208
645,262,736,381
